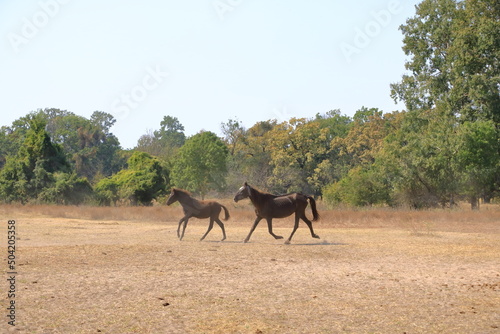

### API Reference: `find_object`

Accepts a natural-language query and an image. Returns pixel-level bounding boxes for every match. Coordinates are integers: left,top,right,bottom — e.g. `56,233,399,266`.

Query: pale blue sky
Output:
1,0,421,149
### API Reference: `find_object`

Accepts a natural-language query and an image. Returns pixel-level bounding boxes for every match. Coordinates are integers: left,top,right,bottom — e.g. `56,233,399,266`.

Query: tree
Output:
90,111,116,135
37,108,125,182
0,114,92,204
390,0,500,206
170,131,228,198
136,115,186,160
391,0,499,124
377,111,463,208
94,151,169,205
315,109,352,140
156,115,186,148
224,120,276,192
323,165,391,207
456,120,499,209
331,109,400,170
267,118,329,194
221,118,245,156
390,0,461,113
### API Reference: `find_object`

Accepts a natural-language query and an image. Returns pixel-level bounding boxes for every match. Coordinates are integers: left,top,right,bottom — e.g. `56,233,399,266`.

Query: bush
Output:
323,166,390,207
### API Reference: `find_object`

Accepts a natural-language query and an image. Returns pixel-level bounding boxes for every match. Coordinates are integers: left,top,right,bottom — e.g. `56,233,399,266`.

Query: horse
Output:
166,188,230,241
233,182,320,244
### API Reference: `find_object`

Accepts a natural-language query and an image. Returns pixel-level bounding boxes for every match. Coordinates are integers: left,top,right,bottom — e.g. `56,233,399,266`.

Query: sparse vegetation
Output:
2,203,499,333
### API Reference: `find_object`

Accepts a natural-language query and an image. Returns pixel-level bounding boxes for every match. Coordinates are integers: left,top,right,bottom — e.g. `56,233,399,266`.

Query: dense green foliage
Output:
0,114,92,204
95,151,169,205
0,0,498,208
170,131,228,198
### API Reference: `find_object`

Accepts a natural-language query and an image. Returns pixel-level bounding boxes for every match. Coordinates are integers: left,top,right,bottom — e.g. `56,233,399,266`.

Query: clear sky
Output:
1,0,421,149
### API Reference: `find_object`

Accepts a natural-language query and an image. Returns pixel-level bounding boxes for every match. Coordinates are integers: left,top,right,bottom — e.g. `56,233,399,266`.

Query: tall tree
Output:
392,0,499,124
170,131,228,198
0,114,92,204
226,120,276,191
390,0,461,112
390,0,500,206
267,118,329,194
136,115,186,160
221,118,245,156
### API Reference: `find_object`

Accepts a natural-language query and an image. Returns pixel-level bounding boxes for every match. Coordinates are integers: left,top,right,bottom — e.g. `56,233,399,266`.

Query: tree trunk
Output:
470,195,480,210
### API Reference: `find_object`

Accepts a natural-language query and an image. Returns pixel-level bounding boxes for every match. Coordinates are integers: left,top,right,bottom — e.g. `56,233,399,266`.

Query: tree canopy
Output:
170,131,228,198
1,0,498,208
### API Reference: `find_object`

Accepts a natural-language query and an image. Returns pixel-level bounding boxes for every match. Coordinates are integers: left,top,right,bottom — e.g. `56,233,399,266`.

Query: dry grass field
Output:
1,202,499,333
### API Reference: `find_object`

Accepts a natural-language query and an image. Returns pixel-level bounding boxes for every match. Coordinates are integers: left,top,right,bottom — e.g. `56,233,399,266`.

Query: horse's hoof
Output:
313,234,320,239
275,235,284,240
243,239,249,243
284,240,291,245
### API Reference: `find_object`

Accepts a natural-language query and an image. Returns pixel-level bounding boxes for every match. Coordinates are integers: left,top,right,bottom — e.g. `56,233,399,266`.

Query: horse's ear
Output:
244,181,248,186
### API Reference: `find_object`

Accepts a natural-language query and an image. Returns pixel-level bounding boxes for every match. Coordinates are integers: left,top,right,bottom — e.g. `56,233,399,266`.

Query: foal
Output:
233,182,320,244
166,188,229,241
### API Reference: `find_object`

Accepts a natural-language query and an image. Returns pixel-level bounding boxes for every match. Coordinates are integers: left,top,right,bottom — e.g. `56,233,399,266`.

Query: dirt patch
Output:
1,205,499,333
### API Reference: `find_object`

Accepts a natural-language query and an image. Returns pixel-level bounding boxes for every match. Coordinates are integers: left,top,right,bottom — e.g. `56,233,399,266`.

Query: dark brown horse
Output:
233,182,320,244
166,188,229,241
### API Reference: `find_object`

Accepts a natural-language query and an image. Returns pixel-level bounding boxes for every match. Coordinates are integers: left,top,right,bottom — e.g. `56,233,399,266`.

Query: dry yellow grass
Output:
1,203,499,333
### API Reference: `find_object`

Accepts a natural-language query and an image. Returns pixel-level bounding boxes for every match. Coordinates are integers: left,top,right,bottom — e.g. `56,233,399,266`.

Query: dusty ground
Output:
1,204,499,333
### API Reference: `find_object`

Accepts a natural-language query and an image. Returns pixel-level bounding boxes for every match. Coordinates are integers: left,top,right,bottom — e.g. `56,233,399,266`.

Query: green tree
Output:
239,120,276,188
267,118,329,194
27,108,125,182
323,165,391,207
221,118,245,156
377,111,463,208
170,131,228,198
457,120,499,208
315,109,352,140
390,0,500,206
331,109,401,171
94,151,169,205
313,110,354,188
390,0,461,112
0,114,91,204
136,116,186,160
392,0,499,124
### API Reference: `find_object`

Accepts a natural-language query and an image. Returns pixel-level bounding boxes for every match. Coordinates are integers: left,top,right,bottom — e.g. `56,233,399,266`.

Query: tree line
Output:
1,0,498,209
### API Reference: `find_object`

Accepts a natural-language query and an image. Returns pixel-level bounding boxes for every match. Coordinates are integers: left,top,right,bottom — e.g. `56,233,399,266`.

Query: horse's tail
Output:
307,196,320,222
221,204,230,221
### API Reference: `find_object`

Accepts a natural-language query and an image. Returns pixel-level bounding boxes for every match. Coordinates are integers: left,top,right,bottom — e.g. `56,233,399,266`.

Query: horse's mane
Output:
173,188,192,197
248,184,280,198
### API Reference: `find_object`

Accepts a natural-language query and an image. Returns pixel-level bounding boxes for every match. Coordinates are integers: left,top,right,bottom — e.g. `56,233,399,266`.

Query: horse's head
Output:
166,188,178,205
234,182,251,202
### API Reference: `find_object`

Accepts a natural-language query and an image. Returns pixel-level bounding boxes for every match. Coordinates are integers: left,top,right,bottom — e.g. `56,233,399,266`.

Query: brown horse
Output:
233,182,320,244
166,188,229,241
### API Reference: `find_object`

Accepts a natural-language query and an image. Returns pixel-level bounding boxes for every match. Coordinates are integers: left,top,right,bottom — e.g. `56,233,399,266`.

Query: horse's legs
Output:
214,218,226,241
301,214,320,239
200,218,214,241
179,218,190,241
266,218,283,240
285,213,301,244
244,216,262,243
177,218,185,239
